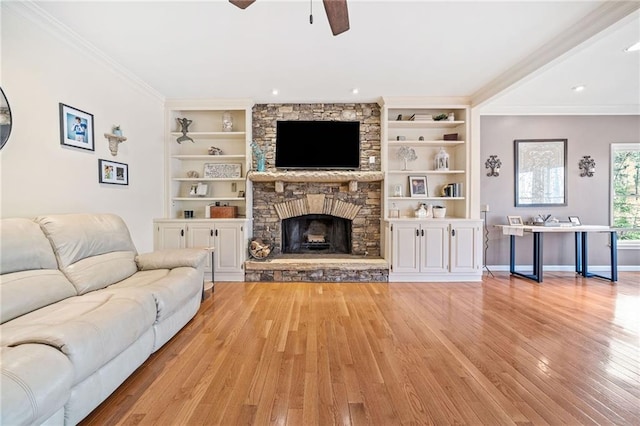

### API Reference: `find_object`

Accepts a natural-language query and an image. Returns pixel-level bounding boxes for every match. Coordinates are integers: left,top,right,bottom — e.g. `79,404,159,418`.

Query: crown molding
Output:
4,1,165,102
476,104,640,116
471,2,640,110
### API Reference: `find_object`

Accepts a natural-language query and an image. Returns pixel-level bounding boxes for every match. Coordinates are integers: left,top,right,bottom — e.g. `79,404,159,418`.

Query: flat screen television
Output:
275,120,360,170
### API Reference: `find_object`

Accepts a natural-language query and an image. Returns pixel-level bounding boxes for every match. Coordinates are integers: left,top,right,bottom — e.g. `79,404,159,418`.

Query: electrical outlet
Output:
369,156,376,164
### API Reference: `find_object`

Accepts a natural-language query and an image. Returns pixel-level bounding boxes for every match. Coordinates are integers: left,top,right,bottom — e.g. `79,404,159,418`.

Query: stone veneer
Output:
249,103,383,282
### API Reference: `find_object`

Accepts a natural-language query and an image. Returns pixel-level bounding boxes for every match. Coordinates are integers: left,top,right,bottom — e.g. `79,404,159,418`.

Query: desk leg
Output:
580,231,618,282
509,233,543,283
575,232,582,275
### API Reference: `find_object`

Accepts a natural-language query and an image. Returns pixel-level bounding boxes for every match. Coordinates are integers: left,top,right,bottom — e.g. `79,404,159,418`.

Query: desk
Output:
496,225,617,283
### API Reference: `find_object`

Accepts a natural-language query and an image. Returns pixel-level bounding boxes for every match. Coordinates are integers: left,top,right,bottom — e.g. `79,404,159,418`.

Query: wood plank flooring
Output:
80,272,640,425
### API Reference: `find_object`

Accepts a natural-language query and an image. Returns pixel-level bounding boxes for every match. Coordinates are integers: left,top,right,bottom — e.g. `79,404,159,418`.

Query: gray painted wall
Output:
480,115,640,268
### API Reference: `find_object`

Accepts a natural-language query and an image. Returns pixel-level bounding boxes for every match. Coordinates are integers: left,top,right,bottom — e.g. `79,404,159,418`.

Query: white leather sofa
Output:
0,213,207,425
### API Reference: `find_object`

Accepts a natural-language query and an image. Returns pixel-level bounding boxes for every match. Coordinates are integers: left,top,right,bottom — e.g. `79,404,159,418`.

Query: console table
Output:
497,225,618,283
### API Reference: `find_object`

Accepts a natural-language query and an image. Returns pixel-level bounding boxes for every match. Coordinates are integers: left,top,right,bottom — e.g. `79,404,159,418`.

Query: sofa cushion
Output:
0,218,77,323
0,344,73,426
36,214,138,294
110,267,203,323
0,289,156,385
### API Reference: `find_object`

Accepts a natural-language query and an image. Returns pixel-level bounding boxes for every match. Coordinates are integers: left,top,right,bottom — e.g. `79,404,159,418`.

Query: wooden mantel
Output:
247,170,384,192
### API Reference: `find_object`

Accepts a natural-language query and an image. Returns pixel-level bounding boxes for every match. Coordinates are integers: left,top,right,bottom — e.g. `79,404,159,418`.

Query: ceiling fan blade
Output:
323,0,350,36
229,0,256,10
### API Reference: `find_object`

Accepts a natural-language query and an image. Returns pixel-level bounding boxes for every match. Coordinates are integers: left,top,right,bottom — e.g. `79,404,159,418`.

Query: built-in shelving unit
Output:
381,97,470,219
164,99,253,220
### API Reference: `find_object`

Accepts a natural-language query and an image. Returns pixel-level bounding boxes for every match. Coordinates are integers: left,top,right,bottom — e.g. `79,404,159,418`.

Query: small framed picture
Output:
203,163,242,178
99,159,128,185
568,216,581,225
238,190,245,198
393,184,403,197
409,176,428,197
59,103,94,151
507,215,523,226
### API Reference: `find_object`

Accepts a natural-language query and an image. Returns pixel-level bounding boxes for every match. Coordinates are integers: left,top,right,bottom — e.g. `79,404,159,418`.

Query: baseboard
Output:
488,265,640,272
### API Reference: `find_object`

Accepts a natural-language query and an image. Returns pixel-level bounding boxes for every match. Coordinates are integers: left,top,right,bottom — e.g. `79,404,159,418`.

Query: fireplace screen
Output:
282,214,351,254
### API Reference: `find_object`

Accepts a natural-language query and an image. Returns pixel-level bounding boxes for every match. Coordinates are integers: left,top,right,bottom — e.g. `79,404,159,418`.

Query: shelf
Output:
247,170,384,183
169,131,245,138
172,197,246,201
387,170,465,174
172,155,246,160
388,120,465,129
172,178,245,182
387,140,465,146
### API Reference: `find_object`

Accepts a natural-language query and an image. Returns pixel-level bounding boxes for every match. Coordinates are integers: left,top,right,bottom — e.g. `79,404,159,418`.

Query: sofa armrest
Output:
135,249,207,271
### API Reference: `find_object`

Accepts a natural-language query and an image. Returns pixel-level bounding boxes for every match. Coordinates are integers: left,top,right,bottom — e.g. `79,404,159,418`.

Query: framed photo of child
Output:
59,103,94,151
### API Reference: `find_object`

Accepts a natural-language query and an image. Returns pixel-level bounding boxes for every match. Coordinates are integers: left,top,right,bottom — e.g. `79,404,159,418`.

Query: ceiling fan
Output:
229,0,350,36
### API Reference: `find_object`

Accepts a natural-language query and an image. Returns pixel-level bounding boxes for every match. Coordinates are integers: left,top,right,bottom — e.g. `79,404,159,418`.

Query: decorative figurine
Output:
434,147,450,171
222,111,233,132
397,146,417,170
208,146,223,155
176,118,194,144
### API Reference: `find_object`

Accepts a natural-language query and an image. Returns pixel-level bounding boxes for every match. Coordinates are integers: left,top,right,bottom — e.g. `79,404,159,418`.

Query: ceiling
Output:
27,1,640,112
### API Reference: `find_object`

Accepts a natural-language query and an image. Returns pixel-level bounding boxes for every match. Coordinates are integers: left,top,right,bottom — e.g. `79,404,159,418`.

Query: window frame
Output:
610,142,640,249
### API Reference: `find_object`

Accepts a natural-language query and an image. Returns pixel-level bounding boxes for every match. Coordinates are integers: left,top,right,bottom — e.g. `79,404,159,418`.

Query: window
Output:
610,143,640,245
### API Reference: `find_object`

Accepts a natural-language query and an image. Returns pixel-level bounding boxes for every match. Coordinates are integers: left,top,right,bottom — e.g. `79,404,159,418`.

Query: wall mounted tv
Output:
275,120,360,170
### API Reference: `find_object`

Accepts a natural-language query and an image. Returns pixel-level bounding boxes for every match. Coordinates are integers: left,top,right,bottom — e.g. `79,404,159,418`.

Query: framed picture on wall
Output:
59,103,95,151
99,159,128,185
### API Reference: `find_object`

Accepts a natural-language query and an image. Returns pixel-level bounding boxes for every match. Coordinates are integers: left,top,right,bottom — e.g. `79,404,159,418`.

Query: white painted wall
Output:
0,4,165,252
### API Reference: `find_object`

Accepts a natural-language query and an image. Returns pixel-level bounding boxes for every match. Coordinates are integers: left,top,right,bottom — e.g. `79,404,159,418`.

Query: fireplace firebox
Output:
282,214,351,254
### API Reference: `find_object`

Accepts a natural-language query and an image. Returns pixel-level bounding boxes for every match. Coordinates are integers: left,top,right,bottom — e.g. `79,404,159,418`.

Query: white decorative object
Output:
222,111,233,132
433,206,446,218
434,147,450,171
103,133,127,156
447,112,455,121
416,204,427,218
186,170,199,178
393,184,403,197
389,203,399,218
203,163,242,178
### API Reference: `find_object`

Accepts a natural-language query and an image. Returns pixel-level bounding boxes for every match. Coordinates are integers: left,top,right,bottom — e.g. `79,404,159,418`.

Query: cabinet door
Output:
155,222,186,250
391,223,420,273
213,222,244,273
420,224,449,273
450,223,481,273
187,223,214,270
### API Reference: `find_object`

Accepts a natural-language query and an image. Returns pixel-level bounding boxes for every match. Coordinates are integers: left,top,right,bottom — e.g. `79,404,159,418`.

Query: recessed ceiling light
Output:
351,88,359,94
625,41,640,52
271,89,279,95
572,85,586,92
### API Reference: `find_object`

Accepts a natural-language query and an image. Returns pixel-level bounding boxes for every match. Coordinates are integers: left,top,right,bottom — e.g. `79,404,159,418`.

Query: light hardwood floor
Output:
81,272,640,425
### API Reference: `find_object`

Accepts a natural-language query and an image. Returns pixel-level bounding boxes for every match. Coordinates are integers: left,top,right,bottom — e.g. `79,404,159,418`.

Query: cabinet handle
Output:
180,229,184,237
210,229,213,237
451,229,456,237
421,229,424,237
215,229,218,237
416,229,419,237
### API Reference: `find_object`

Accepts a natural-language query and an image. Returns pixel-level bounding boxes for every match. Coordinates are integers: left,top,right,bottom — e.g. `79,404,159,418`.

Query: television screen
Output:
275,121,360,170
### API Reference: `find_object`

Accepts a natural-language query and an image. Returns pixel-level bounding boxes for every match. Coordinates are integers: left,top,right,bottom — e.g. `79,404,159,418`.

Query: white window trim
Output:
610,143,640,250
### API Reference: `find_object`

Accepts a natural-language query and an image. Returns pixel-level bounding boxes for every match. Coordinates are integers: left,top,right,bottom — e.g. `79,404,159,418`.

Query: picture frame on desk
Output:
568,216,581,225
507,215,523,226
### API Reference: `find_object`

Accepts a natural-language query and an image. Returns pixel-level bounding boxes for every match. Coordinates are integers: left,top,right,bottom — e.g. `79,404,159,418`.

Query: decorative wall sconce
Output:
485,155,502,176
104,132,127,156
579,155,595,177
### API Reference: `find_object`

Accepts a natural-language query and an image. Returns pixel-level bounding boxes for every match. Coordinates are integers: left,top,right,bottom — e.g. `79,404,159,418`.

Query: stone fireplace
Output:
245,103,388,282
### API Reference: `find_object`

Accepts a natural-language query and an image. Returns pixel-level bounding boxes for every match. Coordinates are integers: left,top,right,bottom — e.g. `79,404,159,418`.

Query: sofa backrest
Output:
35,214,138,295
0,218,77,323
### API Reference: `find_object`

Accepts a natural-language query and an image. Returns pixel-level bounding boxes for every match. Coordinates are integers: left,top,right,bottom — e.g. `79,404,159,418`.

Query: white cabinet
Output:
165,99,253,220
153,219,249,281
386,219,482,282
380,97,470,220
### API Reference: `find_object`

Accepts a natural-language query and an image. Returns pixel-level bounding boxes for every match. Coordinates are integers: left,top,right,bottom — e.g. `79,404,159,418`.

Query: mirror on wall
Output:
0,87,12,150
514,139,567,207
